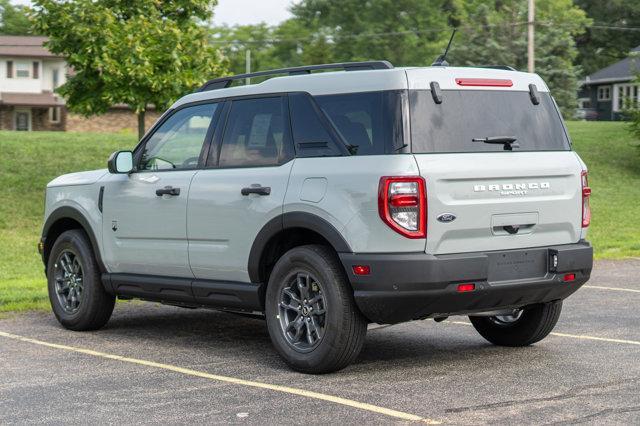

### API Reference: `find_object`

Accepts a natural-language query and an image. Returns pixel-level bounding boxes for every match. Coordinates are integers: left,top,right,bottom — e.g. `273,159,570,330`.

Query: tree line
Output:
1,0,639,135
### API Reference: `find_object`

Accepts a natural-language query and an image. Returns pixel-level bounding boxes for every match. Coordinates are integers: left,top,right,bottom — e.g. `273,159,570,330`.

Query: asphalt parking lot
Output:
1,259,639,424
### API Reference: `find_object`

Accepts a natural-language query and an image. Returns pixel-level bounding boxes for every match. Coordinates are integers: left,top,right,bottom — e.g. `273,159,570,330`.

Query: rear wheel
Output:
265,245,367,374
47,229,115,331
469,301,562,346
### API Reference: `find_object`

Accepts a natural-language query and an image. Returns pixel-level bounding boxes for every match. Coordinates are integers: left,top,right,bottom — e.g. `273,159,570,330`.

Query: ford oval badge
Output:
437,213,456,223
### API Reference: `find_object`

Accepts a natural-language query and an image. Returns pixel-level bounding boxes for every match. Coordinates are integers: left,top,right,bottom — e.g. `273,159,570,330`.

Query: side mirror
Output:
107,151,134,174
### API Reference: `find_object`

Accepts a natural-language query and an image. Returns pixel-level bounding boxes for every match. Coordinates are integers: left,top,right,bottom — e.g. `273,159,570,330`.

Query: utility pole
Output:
528,0,535,73
245,49,251,85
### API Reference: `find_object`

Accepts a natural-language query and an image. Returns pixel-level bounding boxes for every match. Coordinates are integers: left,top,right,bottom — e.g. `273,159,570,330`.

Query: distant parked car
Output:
575,108,598,120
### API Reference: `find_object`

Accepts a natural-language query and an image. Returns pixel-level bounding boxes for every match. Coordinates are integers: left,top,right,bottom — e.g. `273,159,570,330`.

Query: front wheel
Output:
265,245,367,374
469,301,562,347
47,229,115,331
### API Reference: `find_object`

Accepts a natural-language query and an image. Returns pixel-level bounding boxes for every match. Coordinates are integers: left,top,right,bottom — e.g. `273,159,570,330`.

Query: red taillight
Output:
563,273,576,282
352,265,370,276
457,283,475,292
581,170,591,228
378,176,426,239
455,78,513,87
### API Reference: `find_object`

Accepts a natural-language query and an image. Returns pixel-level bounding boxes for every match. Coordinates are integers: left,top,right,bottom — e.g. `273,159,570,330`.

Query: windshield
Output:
409,90,570,153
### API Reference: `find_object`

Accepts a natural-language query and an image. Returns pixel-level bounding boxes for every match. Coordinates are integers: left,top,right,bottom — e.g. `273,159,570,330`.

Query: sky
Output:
11,0,299,26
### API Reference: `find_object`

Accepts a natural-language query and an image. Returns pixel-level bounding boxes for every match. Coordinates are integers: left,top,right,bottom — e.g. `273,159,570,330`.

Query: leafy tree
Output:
574,0,640,76
32,0,227,139
0,0,33,35
212,19,334,77
289,0,459,66
451,0,590,117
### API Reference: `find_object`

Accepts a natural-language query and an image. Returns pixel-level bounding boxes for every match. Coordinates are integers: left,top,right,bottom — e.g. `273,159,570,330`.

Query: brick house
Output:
0,36,160,132
578,46,640,121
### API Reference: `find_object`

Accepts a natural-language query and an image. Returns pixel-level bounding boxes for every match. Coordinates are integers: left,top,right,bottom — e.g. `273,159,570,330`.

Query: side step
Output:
102,273,264,312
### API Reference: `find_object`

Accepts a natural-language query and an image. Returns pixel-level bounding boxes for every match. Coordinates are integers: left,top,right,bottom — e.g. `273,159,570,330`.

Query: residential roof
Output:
0,92,65,107
0,36,61,58
585,46,640,85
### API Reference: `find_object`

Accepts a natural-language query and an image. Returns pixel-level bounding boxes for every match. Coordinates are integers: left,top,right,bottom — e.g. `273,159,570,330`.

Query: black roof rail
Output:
198,61,394,92
479,65,517,71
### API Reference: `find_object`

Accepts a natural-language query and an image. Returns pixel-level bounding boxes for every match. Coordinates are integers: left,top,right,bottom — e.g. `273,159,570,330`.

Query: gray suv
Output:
40,61,593,373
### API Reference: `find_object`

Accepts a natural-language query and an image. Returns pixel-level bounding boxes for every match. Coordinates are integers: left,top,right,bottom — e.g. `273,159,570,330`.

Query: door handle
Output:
241,185,271,196
156,186,180,196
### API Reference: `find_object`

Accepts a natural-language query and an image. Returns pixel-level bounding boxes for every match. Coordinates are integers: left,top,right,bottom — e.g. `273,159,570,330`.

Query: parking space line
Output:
584,285,640,294
0,330,440,424
446,320,640,347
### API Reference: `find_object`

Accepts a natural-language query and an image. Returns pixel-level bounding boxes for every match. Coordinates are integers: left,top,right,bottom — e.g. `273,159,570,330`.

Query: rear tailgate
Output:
414,152,583,254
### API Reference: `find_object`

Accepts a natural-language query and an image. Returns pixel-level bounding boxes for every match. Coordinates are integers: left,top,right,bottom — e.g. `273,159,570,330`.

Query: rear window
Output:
409,90,570,153
314,91,405,155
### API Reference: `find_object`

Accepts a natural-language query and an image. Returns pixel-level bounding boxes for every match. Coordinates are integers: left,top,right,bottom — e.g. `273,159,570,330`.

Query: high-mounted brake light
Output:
455,78,513,87
378,176,426,239
581,170,591,228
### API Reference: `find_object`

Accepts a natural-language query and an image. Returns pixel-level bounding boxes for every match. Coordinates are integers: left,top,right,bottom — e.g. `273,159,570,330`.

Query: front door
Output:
188,96,294,283
101,102,221,277
15,109,31,131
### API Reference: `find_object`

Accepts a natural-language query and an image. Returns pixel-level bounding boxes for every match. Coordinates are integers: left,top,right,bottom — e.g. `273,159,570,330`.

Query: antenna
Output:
432,29,457,66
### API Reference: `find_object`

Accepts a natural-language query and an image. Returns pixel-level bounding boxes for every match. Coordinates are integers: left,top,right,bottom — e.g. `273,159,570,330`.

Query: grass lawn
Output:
0,122,638,313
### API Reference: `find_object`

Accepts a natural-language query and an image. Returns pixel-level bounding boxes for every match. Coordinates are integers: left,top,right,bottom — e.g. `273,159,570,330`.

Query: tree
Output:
0,0,33,35
451,0,590,117
289,0,458,66
32,0,227,139
574,0,640,76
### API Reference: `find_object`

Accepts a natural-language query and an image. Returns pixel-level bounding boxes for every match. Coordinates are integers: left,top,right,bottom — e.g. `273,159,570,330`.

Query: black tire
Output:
265,245,367,374
47,229,115,331
469,301,563,347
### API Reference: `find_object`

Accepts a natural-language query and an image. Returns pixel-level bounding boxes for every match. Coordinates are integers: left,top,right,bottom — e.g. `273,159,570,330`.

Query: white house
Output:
0,36,67,131
0,35,160,133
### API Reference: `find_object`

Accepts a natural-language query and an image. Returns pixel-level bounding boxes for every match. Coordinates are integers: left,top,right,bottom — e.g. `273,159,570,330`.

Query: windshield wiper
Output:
472,136,519,151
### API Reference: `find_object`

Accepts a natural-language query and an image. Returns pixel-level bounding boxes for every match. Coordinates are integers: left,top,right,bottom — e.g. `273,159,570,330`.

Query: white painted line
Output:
0,331,439,424
584,285,640,294
446,320,640,347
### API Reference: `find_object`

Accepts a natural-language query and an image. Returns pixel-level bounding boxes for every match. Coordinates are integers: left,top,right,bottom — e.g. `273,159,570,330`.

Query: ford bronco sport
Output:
40,61,593,373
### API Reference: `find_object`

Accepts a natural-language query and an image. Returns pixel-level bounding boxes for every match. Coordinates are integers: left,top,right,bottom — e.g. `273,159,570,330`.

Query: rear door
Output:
187,96,294,283
408,87,584,255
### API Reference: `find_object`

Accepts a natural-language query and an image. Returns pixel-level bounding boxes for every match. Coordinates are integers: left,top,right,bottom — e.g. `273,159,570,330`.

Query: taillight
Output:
581,170,591,228
378,176,426,239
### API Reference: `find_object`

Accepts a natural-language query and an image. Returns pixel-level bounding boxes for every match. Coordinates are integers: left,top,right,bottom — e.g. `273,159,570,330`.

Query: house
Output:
0,36,66,131
0,36,159,132
579,46,640,121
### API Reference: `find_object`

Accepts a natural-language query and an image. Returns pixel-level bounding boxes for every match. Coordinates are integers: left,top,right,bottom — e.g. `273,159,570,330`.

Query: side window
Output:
289,93,343,157
139,103,218,171
219,97,292,167
314,91,404,155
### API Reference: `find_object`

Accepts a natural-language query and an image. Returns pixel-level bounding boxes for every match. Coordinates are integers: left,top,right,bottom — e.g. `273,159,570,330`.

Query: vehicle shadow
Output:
81,301,546,376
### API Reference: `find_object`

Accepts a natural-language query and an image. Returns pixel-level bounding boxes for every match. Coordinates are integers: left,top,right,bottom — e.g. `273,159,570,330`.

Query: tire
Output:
47,229,115,331
469,301,563,347
265,245,367,374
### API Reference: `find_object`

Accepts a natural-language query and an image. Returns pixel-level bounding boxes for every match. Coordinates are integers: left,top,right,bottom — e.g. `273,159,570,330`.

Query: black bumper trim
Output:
339,241,593,324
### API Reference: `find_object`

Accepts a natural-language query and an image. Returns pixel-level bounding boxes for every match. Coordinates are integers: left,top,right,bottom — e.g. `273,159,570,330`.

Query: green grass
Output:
566,121,640,258
0,131,137,312
0,122,638,313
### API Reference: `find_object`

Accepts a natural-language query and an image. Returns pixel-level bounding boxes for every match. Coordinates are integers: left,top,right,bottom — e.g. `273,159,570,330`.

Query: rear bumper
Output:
339,241,593,324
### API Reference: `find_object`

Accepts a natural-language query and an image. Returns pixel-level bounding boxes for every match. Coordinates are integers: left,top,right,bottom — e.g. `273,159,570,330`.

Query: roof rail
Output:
198,61,394,92
479,65,517,71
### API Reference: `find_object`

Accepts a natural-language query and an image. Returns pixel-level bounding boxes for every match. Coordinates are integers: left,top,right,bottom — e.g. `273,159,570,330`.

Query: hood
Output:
47,169,109,188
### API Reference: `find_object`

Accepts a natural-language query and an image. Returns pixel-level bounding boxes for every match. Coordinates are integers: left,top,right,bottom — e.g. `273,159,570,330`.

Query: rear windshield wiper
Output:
472,136,520,151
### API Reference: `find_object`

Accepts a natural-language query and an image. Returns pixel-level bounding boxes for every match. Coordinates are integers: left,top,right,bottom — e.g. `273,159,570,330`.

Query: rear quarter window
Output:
314,91,405,155
410,90,570,153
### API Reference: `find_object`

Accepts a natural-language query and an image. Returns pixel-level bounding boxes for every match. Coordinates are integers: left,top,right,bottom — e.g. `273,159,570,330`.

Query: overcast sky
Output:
12,0,299,26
